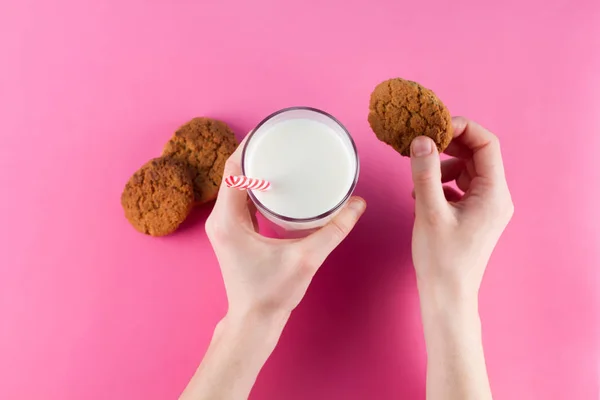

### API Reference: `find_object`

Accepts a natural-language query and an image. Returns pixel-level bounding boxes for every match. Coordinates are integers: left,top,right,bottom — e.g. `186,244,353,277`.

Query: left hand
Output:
205,137,367,324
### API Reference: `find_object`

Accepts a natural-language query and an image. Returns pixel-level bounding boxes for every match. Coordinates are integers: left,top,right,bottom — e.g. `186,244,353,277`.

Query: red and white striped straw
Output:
225,175,271,191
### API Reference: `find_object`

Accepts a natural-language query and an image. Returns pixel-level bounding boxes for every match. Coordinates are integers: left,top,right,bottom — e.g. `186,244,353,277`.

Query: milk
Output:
243,108,358,232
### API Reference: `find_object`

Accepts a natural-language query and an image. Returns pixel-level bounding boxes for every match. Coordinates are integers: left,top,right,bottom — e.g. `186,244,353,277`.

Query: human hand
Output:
182,142,365,400
410,117,514,302
205,138,367,324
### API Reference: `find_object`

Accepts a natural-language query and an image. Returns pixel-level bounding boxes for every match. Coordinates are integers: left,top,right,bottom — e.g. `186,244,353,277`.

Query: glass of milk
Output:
242,107,359,237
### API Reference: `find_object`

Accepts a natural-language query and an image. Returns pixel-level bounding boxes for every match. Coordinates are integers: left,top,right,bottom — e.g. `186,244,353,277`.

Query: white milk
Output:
243,109,358,231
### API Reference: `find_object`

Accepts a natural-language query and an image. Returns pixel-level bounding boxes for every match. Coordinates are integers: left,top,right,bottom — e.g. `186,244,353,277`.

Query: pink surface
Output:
1,0,599,399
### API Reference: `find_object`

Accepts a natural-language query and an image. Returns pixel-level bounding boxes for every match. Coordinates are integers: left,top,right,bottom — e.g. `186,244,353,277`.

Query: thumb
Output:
410,136,447,213
300,197,366,267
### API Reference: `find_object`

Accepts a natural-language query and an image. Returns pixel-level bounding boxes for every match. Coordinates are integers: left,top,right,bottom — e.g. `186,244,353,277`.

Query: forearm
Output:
179,311,288,400
418,284,492,400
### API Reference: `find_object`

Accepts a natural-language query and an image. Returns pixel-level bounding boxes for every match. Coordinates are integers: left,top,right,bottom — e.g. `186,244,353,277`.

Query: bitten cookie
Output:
162,118,238,204
368,78,453,156
121,157,194,236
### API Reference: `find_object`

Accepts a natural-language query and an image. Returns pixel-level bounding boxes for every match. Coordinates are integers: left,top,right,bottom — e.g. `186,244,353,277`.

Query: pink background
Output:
1,0,599,399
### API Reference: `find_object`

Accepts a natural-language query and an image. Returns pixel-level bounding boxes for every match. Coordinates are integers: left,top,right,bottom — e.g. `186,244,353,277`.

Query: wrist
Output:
218,308,289,345
417,279,479,320
418,283,482,349
201,309,288,382
183,308,289,400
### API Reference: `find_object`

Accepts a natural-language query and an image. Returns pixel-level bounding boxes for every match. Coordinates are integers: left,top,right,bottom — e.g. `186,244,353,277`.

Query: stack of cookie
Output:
121,118,238,236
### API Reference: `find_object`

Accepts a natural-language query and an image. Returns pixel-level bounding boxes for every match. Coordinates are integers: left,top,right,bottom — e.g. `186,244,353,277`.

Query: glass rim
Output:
241,106,360,223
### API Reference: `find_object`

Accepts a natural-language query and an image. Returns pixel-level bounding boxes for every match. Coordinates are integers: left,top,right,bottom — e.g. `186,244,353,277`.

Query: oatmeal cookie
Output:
162,118,237,204
121,157,194,236
368,78,453,156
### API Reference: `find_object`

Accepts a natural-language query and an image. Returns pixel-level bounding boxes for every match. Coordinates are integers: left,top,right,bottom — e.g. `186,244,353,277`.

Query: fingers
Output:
412,186,463,202
300,197,366,267
247,199,260,232
456,169,471,192
409,158,466,199
443,141,472,159
442,185,463,202
410,136,448,214
213,135,251,219
450,117,506,181
441,158,465,183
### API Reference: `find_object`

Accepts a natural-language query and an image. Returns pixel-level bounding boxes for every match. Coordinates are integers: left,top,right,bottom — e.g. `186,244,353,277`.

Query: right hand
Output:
205,137,366,324
409,117,514,302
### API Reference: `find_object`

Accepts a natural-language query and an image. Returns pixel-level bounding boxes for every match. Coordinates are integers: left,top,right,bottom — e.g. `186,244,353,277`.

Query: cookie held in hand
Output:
121,157,194,236
163,118,238,204
368,78,453,156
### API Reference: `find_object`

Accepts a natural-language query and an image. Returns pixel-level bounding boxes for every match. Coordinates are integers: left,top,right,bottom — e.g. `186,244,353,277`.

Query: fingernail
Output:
411,136,433,157
348,199,366,214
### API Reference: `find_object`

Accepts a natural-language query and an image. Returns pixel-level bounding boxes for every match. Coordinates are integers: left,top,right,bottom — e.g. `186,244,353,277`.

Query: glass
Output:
242,106,359,237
